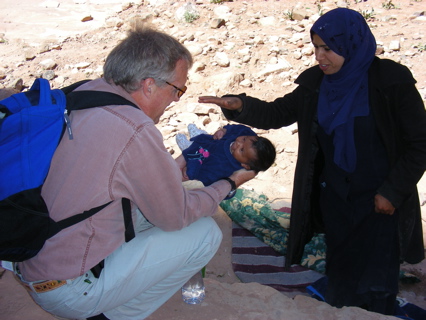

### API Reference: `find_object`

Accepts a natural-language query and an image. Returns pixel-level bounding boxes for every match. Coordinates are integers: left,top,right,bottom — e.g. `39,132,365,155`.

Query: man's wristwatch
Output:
222,177,236,199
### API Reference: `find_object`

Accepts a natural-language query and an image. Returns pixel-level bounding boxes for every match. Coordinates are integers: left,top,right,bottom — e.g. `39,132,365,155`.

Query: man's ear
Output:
142,78,155,96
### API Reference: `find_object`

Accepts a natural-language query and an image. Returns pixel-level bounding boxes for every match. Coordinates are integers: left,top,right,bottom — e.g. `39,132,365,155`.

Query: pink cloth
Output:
19,78,230,281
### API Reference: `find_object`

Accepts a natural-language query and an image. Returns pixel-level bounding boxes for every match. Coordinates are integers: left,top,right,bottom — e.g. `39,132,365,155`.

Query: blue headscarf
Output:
311,8,377,172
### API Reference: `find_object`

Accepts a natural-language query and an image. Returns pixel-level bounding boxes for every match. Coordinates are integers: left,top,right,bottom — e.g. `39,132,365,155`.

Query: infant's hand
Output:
213,128,226,140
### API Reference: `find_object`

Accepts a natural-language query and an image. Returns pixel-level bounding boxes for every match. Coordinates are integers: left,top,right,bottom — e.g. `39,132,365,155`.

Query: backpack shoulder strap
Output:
66,90,138,111
55,201,112,231
61,80,91,95
122,198,135,242
54,198,135,243
62,84,139,140
57,82,137,242
63,78,139,113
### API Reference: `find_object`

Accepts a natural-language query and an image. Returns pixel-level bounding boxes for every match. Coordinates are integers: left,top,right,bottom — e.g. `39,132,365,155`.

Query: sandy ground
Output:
0,0,425,319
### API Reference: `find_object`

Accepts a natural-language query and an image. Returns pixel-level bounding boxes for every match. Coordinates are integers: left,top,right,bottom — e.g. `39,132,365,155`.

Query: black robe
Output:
222,57,425,271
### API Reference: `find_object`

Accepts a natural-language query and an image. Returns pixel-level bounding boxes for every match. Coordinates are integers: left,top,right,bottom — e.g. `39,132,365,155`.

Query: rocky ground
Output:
0,0,425,319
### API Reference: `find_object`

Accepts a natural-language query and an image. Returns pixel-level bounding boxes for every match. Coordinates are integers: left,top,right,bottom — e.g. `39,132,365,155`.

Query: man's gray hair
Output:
103,25,193,93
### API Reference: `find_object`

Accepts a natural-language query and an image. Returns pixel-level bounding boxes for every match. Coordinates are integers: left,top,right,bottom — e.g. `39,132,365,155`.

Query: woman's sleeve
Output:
221,87,303,130
377,81,426,208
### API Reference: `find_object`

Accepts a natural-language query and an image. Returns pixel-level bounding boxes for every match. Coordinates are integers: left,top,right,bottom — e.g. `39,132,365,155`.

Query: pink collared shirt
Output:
19,78,230,281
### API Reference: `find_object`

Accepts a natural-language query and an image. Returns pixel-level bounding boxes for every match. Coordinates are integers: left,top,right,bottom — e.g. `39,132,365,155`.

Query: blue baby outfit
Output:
182,124,257,186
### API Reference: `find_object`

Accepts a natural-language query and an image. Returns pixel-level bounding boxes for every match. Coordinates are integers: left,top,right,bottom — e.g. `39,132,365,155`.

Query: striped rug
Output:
232,222,324,293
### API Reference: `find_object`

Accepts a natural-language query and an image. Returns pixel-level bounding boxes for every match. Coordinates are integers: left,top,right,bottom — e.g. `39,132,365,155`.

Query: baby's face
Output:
230,136,257,169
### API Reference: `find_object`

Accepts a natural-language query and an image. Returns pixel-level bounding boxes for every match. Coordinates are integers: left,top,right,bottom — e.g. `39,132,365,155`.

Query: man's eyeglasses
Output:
165,81,187,98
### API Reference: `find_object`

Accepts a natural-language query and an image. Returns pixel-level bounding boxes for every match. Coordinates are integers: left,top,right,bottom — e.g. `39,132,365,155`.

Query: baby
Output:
176,124,276,187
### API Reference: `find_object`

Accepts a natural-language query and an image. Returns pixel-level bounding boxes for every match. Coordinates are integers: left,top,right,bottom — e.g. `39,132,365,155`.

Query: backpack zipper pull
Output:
64,111,73,140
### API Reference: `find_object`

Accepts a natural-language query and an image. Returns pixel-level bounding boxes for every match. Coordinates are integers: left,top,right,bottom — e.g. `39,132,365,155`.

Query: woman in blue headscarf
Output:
199,8,426,315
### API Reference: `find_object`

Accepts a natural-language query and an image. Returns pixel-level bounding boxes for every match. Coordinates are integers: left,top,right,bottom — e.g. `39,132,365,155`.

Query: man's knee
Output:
198,217,223,244
190,217,223,259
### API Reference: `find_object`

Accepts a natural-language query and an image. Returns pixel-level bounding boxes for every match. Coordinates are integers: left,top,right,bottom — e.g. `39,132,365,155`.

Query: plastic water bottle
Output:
181,270,205,304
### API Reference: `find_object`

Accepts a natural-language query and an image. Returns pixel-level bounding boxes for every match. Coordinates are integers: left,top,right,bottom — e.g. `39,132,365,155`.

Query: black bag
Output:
0,80,137,262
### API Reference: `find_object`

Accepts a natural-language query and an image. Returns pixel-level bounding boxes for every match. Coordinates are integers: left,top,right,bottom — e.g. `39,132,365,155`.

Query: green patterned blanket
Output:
220,188,419,283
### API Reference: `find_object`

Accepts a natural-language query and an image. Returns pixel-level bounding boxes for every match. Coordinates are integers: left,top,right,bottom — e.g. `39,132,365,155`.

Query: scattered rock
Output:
10,78,23,91
210,18,226,29
214,51,230,67
389,40,401,51
39,59,57,70
0,8,424,319
24,49,36,61
42,70,55,80
74,62,91,69
81,15,93,22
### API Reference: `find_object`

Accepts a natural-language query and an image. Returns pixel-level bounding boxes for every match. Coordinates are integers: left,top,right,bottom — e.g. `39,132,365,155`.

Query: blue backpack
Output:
0,78,136,262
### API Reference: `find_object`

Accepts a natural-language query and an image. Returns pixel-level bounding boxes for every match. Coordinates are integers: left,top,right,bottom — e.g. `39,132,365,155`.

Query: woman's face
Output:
312,34,345,75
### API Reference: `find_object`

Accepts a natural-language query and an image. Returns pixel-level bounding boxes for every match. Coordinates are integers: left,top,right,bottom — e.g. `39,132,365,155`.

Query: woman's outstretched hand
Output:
198,96,243,112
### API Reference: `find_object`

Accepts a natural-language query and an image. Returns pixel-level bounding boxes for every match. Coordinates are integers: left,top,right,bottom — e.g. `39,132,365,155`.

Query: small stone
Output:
81,15,93,22
39,59,57,70
214,52,230,68
75,62,91,69
240,79,252,87
24,49,36,61
10,78,23,91
389,40,400,51
210,18,226,29
42,70,55,80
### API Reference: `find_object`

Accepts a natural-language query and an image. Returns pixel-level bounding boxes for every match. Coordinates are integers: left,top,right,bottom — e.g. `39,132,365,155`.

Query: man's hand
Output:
198,96,243,113
175,155,189,181
229,169,256,188
181,167,189,181
374,194,395,215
